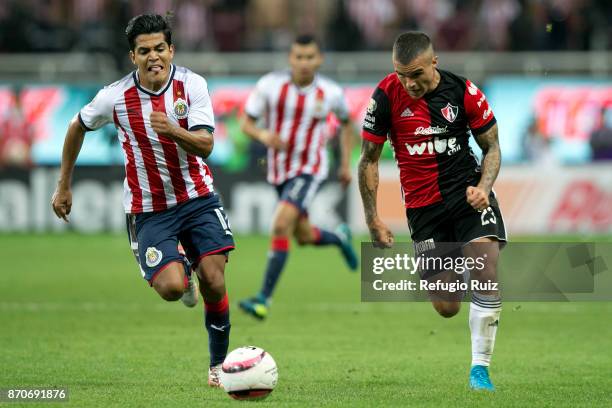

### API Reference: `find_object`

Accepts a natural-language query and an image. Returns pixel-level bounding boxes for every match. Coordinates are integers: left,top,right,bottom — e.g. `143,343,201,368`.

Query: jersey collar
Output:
133,64,176,96
290,71,318,92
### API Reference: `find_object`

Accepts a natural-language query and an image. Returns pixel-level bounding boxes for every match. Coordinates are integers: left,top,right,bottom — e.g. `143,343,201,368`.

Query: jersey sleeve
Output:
244,75,269,119
362,87,391,144
186,74,215,133
331,85,350,123
79,87,114,131
464,79,496,135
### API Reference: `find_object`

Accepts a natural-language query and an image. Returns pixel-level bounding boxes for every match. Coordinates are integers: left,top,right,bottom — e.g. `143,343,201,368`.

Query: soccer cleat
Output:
208,364,223,388
335,223,358,271
238,295,269,320
181,270,199,308
469,365,495,391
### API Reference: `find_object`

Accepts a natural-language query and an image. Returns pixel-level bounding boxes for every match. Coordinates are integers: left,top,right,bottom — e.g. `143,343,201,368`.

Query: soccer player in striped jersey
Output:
51,14,232,388
238,35,358,320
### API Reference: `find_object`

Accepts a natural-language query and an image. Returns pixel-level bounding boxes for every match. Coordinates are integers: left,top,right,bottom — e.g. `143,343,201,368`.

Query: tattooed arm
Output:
358,139,394,247
467,123,501,210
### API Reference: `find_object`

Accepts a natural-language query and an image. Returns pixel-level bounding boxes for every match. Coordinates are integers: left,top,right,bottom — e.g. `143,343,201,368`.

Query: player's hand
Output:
51,187,72,223
466,186,490,211
150,111,175,136
260,130,286,150
337,165,352,189
368,219,394,248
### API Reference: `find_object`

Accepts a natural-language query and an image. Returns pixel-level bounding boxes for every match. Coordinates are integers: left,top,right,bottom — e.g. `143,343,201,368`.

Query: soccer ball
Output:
220,346,278,400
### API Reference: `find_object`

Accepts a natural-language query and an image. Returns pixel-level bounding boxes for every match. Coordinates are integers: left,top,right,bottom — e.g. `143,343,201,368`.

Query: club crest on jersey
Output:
173,98,189,119
441,103,458,123
145,247,163,267
313,93,326,118
367,98,377,114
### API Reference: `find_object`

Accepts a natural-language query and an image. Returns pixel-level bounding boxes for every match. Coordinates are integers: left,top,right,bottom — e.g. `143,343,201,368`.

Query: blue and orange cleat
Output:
469,365,495,391
238,294,269,320
336,223,358,271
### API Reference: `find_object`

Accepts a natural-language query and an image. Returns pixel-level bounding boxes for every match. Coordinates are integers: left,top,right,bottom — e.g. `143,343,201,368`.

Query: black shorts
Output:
407,191,506,281
407,191,507,245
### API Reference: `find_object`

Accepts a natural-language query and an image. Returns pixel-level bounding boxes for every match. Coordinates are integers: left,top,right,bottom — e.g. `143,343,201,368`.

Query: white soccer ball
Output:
220,346,278,400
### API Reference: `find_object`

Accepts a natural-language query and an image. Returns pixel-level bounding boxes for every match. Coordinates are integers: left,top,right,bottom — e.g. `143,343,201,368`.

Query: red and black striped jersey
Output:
362,69,496,208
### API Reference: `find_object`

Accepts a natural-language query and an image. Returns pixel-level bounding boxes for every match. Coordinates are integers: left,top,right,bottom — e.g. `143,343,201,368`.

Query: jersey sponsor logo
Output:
415,125,447,136
468,82,479,95
405,136,459,156
483,106,492,120
145,247,163,267
173,98,189,119
441,103,459,123
400,107,414,117
367,98,377,114
477,94,486,108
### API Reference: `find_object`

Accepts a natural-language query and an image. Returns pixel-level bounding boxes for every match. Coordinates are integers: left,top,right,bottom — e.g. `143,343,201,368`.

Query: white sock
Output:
469,293,501,367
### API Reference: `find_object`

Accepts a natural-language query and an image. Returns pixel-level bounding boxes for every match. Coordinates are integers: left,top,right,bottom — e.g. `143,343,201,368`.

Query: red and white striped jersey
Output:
244,71,349,185
79,65,215,214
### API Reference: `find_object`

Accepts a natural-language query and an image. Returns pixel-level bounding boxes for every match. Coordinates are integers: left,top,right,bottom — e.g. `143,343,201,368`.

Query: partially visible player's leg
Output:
239,201,300,319
195,254,231,388
126,213,192,302
463,237,501,391
407,204,463,317
177,243,199,307
151,262,188,301
428,269,464,318
454,194,506,391
294,216,358,271
177,194,235,387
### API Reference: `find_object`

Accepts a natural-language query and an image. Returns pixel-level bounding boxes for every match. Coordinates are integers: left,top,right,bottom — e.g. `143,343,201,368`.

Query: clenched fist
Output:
466,186,490,211
150,111,175,136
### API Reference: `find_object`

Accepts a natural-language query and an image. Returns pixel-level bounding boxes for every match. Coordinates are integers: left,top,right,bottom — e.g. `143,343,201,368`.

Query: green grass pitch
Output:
1,233,611,407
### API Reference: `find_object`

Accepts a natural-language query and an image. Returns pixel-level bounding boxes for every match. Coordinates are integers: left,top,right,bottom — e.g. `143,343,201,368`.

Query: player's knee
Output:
433,301,461,318
272,220,292,237
295,231,312,246
198,267,225,293
155,281,184,301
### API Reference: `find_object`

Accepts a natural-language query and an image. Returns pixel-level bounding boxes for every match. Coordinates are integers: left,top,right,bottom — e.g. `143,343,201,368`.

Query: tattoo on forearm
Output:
474,124,501,193
358,140,383,225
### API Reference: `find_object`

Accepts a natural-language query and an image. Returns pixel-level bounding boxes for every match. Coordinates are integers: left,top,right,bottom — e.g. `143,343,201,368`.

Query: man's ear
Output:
129,50,136,65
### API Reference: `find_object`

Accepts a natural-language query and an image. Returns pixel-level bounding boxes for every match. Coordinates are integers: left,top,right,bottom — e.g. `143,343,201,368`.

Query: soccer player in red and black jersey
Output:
358,32,506,391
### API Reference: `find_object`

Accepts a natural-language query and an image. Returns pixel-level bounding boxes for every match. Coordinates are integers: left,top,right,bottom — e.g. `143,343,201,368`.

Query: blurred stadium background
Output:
1,1,611,406
0,0,611,237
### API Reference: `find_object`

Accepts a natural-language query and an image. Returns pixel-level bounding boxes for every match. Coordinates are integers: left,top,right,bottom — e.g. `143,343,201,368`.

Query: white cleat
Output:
181,271,199,308
208,364,223,388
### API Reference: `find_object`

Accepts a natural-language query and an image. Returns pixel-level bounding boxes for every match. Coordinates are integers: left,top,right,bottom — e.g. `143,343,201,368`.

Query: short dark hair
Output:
125,14,172,51
393,31,432,65
294,34,319,47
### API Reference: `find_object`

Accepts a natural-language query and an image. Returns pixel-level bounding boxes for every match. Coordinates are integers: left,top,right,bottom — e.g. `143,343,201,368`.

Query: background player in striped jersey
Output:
238,35,358,320
358,32,506,391
51,14,232,388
